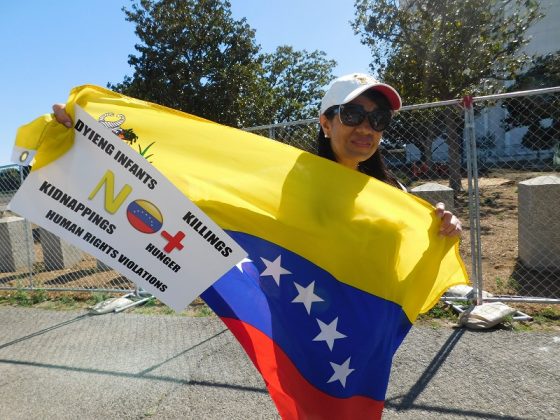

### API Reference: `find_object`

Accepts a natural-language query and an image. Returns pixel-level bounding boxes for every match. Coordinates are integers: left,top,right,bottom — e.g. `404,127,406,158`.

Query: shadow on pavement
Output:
393,328,466,408
386,400,526,420
0,313,92,350
137,328,228,376
0,358,268,394
0,316,268,395
384,328,524,419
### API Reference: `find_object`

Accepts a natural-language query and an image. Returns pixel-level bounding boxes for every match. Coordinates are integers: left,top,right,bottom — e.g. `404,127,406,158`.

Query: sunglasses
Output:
331,104,392,132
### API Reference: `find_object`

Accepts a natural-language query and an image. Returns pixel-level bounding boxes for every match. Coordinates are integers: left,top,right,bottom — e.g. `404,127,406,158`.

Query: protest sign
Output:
9,105,247,311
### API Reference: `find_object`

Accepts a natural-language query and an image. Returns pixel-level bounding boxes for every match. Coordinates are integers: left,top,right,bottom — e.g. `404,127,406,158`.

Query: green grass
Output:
0,288,48,306
532,306,560,324
193,305,214,317
426,303,457,320
0,291,557,329
494,276,520,294
59,295,77,306
90,292,113,305
416,302,459,328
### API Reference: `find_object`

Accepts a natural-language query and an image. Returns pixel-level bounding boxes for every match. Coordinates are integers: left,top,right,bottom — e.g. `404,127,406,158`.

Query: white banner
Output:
9,106,247,311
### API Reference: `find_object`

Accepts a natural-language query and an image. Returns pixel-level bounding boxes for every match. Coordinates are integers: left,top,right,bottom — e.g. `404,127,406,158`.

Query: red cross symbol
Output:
161,230,186,253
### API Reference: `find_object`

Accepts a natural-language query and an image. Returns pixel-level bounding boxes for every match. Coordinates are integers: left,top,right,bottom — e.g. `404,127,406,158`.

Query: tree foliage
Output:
353,0,542,190
504,52,560,150
509,51,560,91
109,0,336,128
261,46,335,124
353,0,542,103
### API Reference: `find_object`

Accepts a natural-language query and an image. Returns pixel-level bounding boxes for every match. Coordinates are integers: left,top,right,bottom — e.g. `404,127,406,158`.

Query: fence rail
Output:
1,87,559,306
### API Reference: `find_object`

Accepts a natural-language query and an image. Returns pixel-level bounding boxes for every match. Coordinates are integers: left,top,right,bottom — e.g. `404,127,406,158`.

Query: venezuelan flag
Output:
14,85,468,419
126,199,163,234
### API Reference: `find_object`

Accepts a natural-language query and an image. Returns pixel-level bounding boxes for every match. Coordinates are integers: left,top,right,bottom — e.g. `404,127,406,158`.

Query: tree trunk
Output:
445,109,463,192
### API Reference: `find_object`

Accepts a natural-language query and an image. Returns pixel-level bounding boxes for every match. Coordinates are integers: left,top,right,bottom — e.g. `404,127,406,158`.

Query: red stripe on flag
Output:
222,317,384,420
127,211,153,233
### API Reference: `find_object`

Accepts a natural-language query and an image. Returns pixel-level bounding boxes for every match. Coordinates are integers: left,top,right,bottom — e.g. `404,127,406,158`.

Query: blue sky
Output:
0,0,372,166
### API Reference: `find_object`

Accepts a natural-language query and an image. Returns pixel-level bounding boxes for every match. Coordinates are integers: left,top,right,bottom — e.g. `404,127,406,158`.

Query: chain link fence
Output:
246,87,560,306
1,87,559,306
0,164,134,293
469,88,560,304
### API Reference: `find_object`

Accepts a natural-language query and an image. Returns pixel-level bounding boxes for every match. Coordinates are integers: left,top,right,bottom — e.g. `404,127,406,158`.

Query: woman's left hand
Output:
52,104,73,127
435,202,462,237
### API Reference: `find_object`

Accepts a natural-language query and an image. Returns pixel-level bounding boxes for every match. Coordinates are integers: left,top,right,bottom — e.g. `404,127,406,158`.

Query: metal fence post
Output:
19,165,35,289
462,96,484,305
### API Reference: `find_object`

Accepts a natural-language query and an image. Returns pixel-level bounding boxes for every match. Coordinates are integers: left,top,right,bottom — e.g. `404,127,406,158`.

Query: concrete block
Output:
39,227,84,270
410,182,454,211
0,216,34,272
518,175,560,270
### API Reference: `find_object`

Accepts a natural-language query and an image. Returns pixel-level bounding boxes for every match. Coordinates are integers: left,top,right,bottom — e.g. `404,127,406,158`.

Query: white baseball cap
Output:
320,73,402,115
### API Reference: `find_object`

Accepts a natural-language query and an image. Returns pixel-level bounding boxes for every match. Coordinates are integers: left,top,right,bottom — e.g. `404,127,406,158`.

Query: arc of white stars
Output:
327,357,355,388
313,317,347,351
292,281,324,315
236,257,253,273
260,256,291,286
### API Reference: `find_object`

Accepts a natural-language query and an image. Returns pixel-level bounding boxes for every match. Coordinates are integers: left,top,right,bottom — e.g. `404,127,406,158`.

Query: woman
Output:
46,80,464,419
316,73,461,237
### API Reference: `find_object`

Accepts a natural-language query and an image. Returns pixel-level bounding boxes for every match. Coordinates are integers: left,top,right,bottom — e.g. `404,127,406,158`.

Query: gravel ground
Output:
0,306,558,419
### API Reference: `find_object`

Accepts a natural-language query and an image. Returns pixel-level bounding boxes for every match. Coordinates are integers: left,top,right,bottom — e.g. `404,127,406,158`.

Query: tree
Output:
509,51,560,91
353,0,542,190
109,0,336,128
504,52,560,151
261,46,336,124
109,0,264,127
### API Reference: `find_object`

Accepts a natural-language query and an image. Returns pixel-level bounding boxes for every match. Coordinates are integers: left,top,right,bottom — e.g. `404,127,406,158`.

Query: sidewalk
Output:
0,306,558,419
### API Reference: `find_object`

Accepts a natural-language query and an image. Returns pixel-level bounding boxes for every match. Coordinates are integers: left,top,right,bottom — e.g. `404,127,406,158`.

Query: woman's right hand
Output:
52,104,73,128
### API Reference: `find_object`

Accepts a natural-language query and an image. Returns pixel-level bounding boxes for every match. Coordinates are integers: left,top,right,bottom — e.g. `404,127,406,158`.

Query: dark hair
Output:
317,89,400,188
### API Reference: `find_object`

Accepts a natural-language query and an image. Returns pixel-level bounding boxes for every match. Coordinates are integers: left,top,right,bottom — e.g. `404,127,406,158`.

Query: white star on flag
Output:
327,357,355,388
260,255,291,286
236,257,253,273
292,281,324,314
313,317,347,351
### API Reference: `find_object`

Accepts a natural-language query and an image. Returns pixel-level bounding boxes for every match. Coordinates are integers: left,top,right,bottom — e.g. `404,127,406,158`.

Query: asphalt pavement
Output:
0,306,558,419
